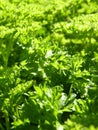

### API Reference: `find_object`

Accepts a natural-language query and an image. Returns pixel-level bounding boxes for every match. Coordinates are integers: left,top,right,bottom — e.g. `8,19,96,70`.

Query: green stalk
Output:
4,110,10,130
0,124,5,130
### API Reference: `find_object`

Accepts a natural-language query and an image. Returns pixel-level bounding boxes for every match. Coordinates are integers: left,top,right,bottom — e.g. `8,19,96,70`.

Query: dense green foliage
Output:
0,0,98,129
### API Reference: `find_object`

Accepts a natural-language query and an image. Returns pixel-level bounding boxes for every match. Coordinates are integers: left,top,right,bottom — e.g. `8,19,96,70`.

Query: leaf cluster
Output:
0,0,98,130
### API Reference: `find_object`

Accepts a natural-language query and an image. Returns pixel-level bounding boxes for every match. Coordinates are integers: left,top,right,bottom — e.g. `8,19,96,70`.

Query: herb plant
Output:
0,0,98,129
